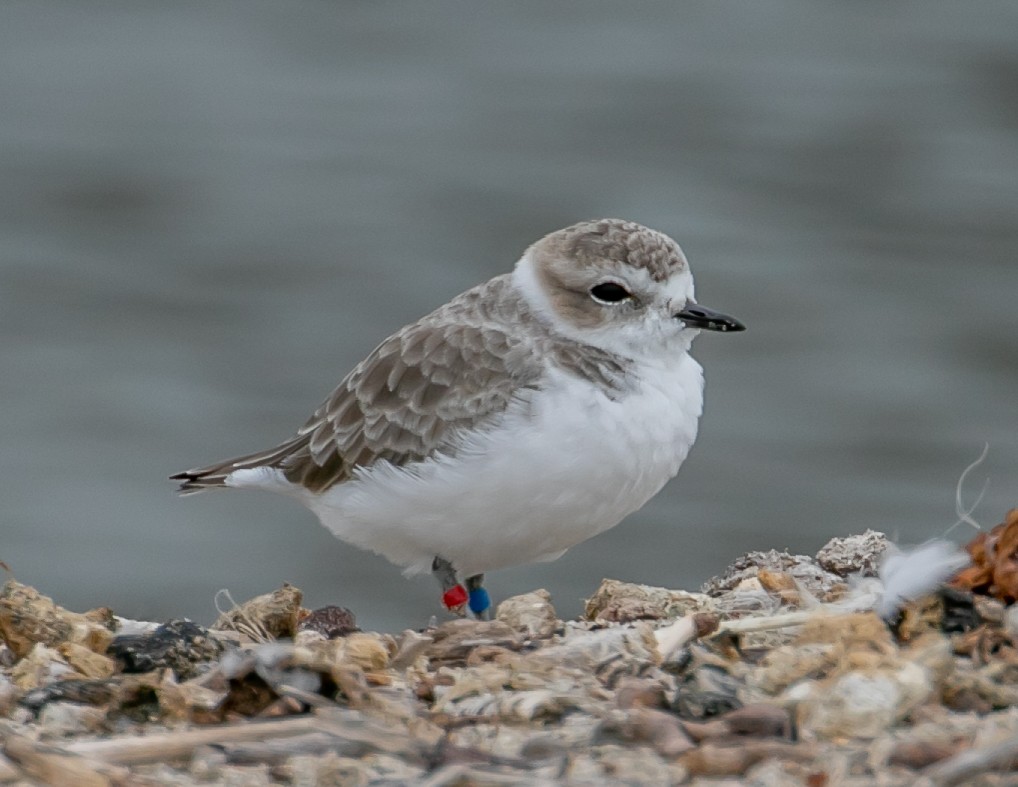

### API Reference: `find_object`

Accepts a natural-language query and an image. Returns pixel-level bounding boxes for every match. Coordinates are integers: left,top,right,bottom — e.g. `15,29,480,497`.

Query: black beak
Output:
674,303,745,332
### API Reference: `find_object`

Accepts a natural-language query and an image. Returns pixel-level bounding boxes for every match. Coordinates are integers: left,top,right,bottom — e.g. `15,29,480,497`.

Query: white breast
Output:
301,352,705,578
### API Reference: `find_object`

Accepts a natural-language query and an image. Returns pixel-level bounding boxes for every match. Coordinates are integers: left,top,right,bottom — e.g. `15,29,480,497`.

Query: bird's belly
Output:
308,356,704,576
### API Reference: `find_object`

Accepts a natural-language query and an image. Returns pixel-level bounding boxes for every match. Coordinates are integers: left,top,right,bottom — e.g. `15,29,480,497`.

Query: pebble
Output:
496,589,558,639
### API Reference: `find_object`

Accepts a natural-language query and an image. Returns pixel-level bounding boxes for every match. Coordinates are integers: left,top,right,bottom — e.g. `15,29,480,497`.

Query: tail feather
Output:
171,437,308,494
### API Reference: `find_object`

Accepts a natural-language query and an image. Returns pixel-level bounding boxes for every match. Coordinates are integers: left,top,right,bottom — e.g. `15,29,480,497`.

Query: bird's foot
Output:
432,558,492,619
465,574,491,620
441,585,468,614
432,556,468,617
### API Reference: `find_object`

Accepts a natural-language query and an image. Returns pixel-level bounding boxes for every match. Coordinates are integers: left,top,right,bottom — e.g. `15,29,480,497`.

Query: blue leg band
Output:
468,586,491,615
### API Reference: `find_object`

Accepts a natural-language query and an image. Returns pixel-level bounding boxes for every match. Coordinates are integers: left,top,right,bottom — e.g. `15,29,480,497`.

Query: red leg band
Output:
442,584,468,610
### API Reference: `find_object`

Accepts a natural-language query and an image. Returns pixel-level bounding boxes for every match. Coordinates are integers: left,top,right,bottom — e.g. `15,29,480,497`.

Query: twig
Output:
654,613,718,661
715,593,880,636
64,715,321,764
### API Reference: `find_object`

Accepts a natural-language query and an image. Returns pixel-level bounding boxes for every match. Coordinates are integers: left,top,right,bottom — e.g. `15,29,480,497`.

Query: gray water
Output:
2,2,1017,632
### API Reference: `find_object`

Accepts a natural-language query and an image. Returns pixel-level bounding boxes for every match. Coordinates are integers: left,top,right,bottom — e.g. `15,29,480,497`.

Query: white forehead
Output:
607,257,695,303
660,266,695,303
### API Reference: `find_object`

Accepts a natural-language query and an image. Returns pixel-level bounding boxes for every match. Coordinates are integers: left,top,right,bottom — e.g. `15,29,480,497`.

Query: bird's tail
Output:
170,437,307,495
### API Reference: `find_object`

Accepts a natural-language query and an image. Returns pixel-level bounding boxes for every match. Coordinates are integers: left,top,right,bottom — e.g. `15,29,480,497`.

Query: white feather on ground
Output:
717,538,972,638
874,540,970,619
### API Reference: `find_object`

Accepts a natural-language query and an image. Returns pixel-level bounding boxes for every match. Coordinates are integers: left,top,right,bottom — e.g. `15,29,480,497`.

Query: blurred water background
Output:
2,2,1017,631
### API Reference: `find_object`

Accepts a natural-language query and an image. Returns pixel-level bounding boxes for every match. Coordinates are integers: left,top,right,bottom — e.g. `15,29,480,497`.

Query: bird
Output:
172,219,744,618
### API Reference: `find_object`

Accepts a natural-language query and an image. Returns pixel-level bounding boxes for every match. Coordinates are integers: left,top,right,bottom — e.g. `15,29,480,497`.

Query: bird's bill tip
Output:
674,304,745,332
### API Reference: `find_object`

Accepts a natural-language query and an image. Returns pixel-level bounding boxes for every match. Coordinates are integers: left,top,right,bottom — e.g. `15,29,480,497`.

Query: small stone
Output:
973,594,1005,625
57,641,115,679
887,737,961,769
0,580,115,659
713,703,794,739
297,605,358,639
496,589,558,639
425,619,521,666
815,530,890,577
615,677,667,710
608,706,695,757
108,619,222,679
670,663,744,720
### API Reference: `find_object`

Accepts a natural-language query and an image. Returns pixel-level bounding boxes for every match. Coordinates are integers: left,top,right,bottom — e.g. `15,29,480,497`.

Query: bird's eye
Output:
589,282,632,304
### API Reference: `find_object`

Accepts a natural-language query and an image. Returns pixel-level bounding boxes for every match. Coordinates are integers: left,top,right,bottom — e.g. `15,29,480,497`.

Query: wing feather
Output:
276,277,543,491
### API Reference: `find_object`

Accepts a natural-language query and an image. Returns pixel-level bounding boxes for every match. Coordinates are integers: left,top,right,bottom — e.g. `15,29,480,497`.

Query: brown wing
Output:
285,315,539,491
173,277,544,494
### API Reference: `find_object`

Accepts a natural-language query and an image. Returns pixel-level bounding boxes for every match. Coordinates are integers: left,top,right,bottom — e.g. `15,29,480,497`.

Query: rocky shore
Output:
2,515,1018,786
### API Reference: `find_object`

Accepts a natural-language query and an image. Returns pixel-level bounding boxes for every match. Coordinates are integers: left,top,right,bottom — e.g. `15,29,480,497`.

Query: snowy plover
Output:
173,219,744,617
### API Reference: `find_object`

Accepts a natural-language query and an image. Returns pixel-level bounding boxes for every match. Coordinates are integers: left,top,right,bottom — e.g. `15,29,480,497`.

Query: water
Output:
2,2,1017,631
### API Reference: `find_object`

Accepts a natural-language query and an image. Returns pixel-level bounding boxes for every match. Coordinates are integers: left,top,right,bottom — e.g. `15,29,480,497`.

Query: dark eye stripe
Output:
590,282,631,304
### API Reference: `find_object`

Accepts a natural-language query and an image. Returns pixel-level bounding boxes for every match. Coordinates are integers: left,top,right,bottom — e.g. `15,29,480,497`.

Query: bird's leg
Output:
464,574,491,620
432,556,467,616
